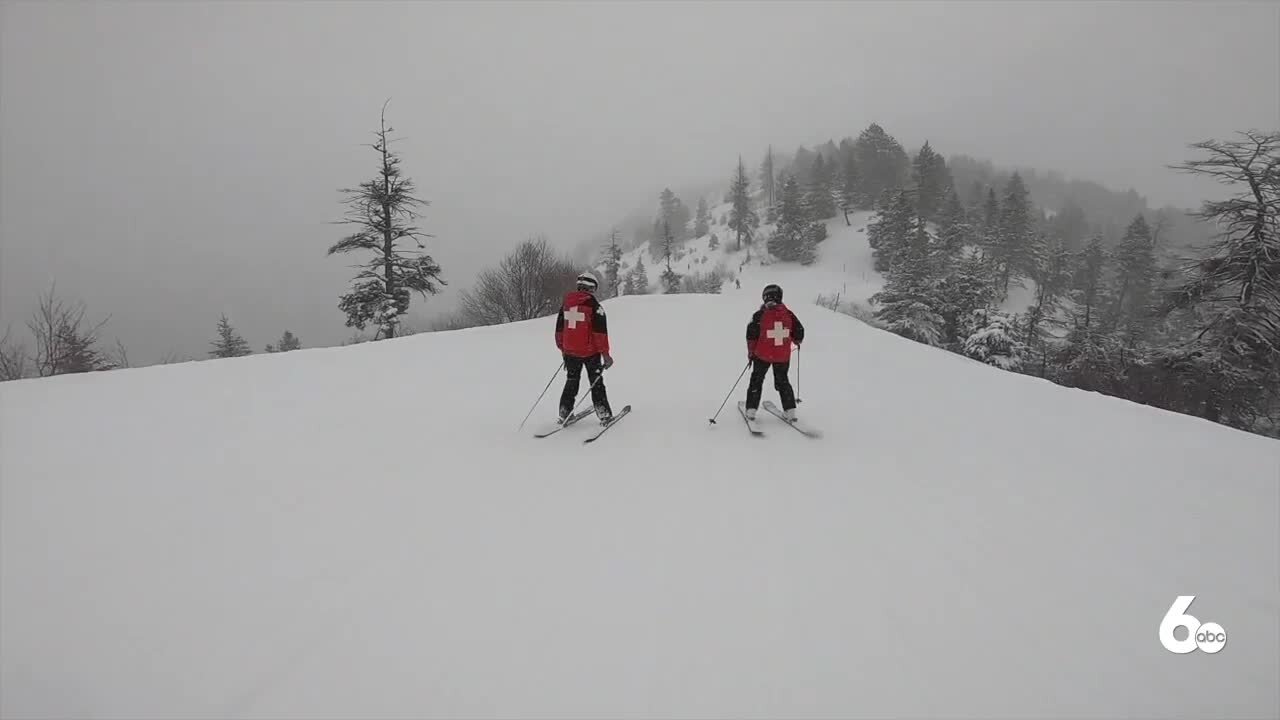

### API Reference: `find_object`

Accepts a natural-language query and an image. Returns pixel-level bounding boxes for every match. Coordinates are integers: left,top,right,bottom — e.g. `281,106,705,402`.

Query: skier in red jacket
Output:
745,283,804,420
555,272,614,424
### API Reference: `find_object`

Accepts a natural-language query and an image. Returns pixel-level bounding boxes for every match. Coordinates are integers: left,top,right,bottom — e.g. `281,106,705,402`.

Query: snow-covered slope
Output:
2,295,1278,719
617,205,885,312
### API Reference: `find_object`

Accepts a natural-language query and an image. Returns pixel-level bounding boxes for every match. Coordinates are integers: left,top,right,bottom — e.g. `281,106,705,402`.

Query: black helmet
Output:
762,284,783,304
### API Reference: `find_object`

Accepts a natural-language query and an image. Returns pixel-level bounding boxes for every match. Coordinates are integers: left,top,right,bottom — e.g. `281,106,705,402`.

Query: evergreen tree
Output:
912,141,952,223
266,330,302,353
1049,202,1090,251
760,146,776,211
993,172,1035,296
661,219,675,271
936,189,973,264
728,157,757,252
1070,235,1108,330
1108,214,1157,345
872,222,944,346
210,314,251,358
977,188,998,257
836,142,860,225
1167,130,1280,412
963,311,1026,371
805,154,837,220
937,254,997,348
708,233,719,250
630,255,649,294
1023,235,1074,371
329,103,443,338
852,123,910,208
661,265,682,294
866,189,916,272
768,174,818,264
601,228,623,298
694,197,710,237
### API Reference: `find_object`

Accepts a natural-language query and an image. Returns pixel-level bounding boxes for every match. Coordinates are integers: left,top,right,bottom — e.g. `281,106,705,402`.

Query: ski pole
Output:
518,361,564,431
708,360,752,424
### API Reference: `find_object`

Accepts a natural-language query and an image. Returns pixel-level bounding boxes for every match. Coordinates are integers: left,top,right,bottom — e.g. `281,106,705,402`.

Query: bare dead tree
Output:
107,339,130,369
0,326,30,381
458,236,580,326
25,283,111,377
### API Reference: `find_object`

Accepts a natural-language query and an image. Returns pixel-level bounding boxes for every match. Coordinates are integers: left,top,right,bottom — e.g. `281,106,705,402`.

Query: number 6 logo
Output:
1160,596,1227,654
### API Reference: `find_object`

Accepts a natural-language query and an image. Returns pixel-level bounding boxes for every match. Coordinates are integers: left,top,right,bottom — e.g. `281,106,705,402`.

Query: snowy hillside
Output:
2,294,1278,719
613,203,1033,317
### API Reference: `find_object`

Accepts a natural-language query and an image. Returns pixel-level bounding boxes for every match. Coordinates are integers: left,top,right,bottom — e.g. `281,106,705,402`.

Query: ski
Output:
583,405,631,444
737,402,764,436
761,401,822,438
533,407,597,438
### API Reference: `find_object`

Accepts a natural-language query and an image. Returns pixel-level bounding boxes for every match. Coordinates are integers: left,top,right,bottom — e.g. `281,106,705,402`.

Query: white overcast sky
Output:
2,1,1277,362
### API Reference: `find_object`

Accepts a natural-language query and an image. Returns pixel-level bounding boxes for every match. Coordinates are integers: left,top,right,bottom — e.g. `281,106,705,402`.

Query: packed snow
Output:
2,292,1278,719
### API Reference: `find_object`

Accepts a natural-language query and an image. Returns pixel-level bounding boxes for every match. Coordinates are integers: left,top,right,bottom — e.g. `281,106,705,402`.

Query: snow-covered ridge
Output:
2,293,1277,718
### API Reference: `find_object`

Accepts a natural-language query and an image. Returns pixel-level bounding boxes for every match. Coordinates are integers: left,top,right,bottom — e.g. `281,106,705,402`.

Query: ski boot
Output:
745,407,758,421
595,404,613,426
785,408,798,422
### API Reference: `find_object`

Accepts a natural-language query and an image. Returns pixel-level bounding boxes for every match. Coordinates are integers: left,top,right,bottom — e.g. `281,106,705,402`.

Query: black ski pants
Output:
745,358,796,411
560,353,611,417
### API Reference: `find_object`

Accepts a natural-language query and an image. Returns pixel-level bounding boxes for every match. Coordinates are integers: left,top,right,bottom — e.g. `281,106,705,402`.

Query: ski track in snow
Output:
2,252,1278,718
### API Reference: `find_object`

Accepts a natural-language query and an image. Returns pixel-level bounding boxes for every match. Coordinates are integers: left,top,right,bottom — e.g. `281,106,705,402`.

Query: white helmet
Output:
576,271,599,291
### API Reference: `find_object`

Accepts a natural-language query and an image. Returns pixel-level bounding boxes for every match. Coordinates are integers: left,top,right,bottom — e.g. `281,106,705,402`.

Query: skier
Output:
555,271,614,424
744,283,804,421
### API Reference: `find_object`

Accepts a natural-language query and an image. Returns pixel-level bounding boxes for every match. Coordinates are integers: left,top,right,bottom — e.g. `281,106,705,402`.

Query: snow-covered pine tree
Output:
728,157,757,252
265,330,301,353
1167,131,1279,391
805,154,837,220
1070,235,1107,330
912,141,952,224
935,188,972,269
1023,235,1074,373
328,103,443,339
963,311,1026,371
210,314,251,358
1108,214,1157,345
872,218,944,345
852,123,910,208
936,253,997,348
866,189,916,272
694,197,710,238
631,254,649,294
768,174,818,264
994,172,1035,296
760,146,776,212
601,228,623,298
708,233,719,250
980,187,1000,260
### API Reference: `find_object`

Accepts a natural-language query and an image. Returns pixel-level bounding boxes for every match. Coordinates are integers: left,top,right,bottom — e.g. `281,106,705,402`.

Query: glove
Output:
602,353,614,370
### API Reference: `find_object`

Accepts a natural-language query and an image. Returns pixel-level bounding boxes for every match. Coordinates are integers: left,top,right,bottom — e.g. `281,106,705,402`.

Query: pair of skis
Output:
534,404,632,443
737,400,821,438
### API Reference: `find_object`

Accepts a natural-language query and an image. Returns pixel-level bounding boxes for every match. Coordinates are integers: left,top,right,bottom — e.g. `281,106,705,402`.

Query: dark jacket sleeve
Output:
555,305,565,350
590,296,611,354
791,310,805,345
745,310,762,353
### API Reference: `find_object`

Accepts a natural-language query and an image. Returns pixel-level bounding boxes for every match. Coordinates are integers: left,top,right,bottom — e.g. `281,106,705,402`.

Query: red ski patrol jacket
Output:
747,302,804,363
555,290,611,358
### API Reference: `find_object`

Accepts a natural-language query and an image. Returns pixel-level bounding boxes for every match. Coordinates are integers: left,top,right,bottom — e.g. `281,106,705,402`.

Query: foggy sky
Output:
2,1,1277,364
